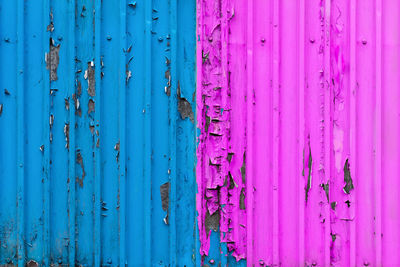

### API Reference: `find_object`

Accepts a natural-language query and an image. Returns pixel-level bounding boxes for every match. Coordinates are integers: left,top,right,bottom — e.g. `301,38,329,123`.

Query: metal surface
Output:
0,0,196,266
197,0,400,266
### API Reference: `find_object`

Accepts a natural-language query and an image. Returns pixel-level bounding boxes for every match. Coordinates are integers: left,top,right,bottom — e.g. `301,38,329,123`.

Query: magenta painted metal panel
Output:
197,0,399,266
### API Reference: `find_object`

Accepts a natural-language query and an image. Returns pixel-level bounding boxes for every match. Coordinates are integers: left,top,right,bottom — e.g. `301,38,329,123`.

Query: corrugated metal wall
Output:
0,0,197,266
197,0,400,266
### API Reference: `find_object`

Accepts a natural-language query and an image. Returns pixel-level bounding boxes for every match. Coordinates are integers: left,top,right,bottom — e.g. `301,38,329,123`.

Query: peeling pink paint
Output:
197,0,400,266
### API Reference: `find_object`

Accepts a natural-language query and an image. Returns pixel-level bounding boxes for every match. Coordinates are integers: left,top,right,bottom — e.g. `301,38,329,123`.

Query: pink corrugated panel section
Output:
196,0,400,266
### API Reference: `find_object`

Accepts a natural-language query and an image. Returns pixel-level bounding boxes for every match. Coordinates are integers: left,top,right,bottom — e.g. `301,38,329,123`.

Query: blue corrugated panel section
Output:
0,0,197,266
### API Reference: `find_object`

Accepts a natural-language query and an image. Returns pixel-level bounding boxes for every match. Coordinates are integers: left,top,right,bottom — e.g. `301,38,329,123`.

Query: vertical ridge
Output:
374,0,382,264
246,0,254,263
143,0,152,264
68,0,77,264
93,0,101,266
323,0,332,266
16,0,25,265
298,0,305,264
349,0,357,265
272,0,280,264
119,0,127,265
169,0,178,265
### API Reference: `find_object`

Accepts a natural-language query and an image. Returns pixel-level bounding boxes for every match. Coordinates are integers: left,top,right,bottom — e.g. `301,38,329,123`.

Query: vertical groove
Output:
169,0,178,265
143,0,152,264
374,0,382,264
349,0,357,265
42,0,51,265
16,0,25,265
93,0,101,265
323,0,332,266
119,0,127,265
298,0,305,264
272,0,280,264
195,0,203,263
246,0,254,263
43,0,51,263
68,0,77,264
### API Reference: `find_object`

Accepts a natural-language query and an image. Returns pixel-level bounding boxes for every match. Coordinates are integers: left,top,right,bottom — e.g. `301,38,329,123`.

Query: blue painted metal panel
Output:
0,0,197,266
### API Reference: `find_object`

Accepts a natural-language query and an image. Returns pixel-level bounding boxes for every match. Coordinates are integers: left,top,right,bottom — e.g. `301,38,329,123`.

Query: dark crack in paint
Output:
46,38,60,81
0,104,2,116
240,152,246,184
205,115,211,133
321,182,329,202
239,188,246,210
65,97,70,110
114,141,120,163
305,146,313,203
64,123,69,150
343,159,354,194
85,62,96,96
177,82,194,123
331,201,337,210
331,232,337,242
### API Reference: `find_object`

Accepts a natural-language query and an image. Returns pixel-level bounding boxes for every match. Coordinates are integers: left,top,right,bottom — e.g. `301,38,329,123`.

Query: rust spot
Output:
45,38,60,81
96,138,100,148
84,62,95,96
177,82,194,123
343,159,354,194
76,152,85,187
27,260,39,267
88,99,95,114
331,201,337,210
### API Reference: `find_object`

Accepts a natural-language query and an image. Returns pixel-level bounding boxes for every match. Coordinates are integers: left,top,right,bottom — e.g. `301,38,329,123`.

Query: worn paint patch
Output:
343,159,354,194
177,83,194,123
45,38,60,81
84,62,95,96
76,152,85,187
160,182,170,225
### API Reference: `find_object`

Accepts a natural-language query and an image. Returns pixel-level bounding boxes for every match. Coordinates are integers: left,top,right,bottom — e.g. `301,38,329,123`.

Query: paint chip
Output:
343,159,354,194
